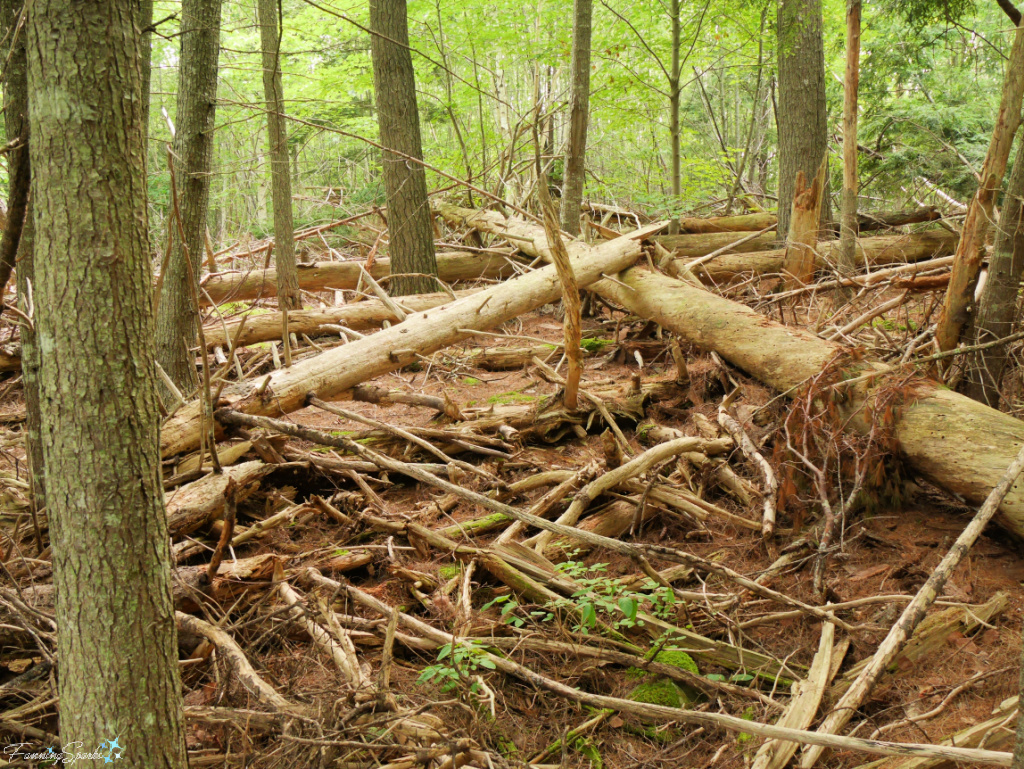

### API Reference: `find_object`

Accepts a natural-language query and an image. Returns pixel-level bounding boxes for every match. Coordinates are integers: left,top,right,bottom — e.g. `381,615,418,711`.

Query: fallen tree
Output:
668,207,941,235
159,221,666,457
436,203,1024,542
664,230,958,283
199,251,514,305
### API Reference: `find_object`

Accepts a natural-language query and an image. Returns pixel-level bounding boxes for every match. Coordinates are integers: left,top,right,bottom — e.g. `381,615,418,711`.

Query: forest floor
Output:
1,217,1023,769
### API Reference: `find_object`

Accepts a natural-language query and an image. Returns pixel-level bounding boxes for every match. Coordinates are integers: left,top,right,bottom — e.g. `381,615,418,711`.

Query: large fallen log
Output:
652,230,779,257
199,251,514,305
159,221,666,457
669,207,941,235
665,230,958,283
435,203,1024,541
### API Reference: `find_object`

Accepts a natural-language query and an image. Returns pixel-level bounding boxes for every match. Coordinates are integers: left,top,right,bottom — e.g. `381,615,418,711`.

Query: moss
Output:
624,666,647,680
438,564,461,581
462,376,482,385
649,648,698,675
580,337,614,352
486,391,537,405
628,678,683,708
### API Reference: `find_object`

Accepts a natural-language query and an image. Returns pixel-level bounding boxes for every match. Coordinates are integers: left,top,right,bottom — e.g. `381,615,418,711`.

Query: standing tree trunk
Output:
560,0,593,236
782,161,826,289
669,0,682,200
1,0,44,525
776,0,830,240
1015,643,1024,768
257,0,301,311
963,134,1024,406
935,16,1024,353
369,0,438,296
26,1,189,766
155,0,224,402
837,0,861,293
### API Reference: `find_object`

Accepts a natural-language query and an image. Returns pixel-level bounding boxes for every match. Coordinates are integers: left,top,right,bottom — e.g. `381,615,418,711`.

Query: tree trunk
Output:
782,161,826,289
669,0,681,199
776,0,829,239
159,221,665,457
560,0,592,235
369,0,438,296
257,0,301,311
26,1,188,765
1,0,44,522
838,0,861,291
155,0,224,402
935,23,1024,353
963,134,1024,406
653,230,780,257
1014,648,1024,768
438,205,1024,543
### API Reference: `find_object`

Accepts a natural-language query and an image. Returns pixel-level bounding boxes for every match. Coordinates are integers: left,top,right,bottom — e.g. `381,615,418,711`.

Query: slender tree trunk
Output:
26,1,188,766
560,0,592,236
776,0,830,239
1015,644,1024,768
0,0,30,303
142,0,154,140
838,0,861,294
669,0,681,200
935,22,1024,353
155,0,223,402
369,0,438,296
257,0,301,311
963,134,1024,406
1,0,43,524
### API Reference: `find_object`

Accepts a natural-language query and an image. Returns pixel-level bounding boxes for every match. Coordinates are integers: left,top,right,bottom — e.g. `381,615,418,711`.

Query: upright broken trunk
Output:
436,204,1024,542
963,133,1024,406
257,0,302,311
935,20,1024,352
782,162,827,289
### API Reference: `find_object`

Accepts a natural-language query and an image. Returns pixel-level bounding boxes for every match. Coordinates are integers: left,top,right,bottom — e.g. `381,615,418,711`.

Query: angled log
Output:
199,251,513,305
663,230,958,284
160,221,666,457
435,204,1024,542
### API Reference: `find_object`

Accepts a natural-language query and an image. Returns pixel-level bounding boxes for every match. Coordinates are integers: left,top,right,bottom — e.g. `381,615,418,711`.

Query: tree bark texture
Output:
963,134,1024,406
669,0,681,199
560,0,592,235
369,0,438,296
782,162,826,288
155,0,223,401
776,0,830,239
257,0,301,311
0,0,30,304
936,23,1024,352
1014,645,1024,768
838,0,861,286
26,1,188,766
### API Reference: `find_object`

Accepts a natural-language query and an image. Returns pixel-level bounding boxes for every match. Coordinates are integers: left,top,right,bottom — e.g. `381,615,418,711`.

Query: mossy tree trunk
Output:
155,0,223,402
257,0,301,310
776,0,830,239
369,0,438,296
1,0,44,523
26,1,188,766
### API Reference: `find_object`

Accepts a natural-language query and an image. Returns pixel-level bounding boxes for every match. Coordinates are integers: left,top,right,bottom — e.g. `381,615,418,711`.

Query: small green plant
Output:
481,594,553,628
417,640,495,692
552,557,678,633
462,376,482,385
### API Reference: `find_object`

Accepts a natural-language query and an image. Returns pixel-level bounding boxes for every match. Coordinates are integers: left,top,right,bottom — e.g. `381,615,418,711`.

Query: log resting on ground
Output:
667,207,940,235
199,251,514,305
435,203,1024,542
159,220,667,457
665,230,958,283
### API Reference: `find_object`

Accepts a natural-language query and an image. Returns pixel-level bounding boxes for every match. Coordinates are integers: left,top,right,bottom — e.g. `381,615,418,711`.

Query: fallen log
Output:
200,251,514,305
668,207,941,235
435,204,1024,542
652,230,779,258
159,221,666,457
665,230,958,283
203,290,475,349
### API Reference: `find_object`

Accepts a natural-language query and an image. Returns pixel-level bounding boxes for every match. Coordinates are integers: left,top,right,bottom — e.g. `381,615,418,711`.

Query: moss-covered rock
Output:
628,677,683,708
649,647,698,674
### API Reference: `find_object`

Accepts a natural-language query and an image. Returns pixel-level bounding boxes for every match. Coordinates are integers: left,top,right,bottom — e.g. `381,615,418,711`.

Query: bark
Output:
1,0,43,519
155,0,223,401
670,0,682,198
257,0,301,311
200,250,512,304
369,0,438,295
0,0,30,305
838,0,862,287
26,1,188,765
964,134,1024,406
665,230,958,283
678,212,777,233
560,0,593,235
782,162,827,288
936,23,1024,352
159,221,664,457
438,205,1024,543
653,230,780,257
1015,647,1024,768
776,0,830,238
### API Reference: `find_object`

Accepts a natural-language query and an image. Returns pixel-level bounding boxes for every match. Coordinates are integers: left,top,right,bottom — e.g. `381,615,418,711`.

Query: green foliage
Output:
418,640,496,692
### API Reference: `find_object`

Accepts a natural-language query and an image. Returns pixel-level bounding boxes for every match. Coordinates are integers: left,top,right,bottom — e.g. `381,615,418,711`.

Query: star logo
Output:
100,737,124,762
